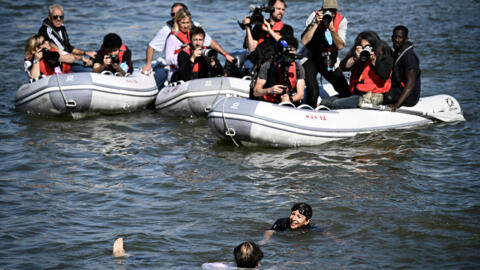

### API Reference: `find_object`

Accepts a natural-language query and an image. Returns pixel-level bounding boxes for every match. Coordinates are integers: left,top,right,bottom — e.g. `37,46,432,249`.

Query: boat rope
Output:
221,95,239,147
54,68,76,111
205,78,223,114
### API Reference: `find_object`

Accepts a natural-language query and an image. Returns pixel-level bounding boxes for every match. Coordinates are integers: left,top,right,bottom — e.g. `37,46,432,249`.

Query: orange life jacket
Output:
100,44,127,72
258,21,284,45
39,48,72,76
172,30,191,55
263,62,297,103
349,62,392,94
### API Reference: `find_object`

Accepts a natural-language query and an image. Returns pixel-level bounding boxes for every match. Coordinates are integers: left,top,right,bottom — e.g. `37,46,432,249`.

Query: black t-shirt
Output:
177,48,224,81
93,46,133,74
393,42,421,97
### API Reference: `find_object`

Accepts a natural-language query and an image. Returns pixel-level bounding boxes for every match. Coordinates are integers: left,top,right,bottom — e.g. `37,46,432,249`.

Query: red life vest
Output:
181,45,206,73
39,48,72,76
100,44,127,72
172,30,191,55
258,21,284,45
263,62,297,103
349,62,392,94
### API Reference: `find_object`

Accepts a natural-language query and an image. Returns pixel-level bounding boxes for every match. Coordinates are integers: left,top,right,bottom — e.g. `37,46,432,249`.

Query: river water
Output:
0,0,479,269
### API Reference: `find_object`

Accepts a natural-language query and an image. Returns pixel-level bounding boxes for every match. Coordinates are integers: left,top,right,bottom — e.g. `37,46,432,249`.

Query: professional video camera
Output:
238,3,274,29
359,46,373,62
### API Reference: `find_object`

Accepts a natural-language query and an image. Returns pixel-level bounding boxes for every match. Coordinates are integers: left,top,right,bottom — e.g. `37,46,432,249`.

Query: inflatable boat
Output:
15,71,158,119
208,95,465,147
155,77,250,117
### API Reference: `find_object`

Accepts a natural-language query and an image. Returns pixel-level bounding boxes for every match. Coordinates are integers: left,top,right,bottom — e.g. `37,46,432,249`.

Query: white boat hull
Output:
155,77,250,117
15,71,158,119
208,95,465,147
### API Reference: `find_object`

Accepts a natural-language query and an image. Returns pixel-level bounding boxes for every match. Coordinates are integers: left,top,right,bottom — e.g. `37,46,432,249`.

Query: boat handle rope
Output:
221,96,240,147
54,68,76,110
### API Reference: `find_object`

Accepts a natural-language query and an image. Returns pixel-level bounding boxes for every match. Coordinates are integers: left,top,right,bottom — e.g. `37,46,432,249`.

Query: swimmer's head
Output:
289,203,312,229
233,241,264,268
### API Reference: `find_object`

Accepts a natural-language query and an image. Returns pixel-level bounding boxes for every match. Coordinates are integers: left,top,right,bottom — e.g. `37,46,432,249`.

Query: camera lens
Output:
360,46,373,62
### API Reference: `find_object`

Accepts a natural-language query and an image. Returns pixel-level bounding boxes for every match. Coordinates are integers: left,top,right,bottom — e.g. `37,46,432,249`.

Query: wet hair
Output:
393,25,409,38
171,2,188,11
172,8,191,32
233,241,264,268
190,26,205,39
103,33,122,50
291,202,312,220
48,4,64,15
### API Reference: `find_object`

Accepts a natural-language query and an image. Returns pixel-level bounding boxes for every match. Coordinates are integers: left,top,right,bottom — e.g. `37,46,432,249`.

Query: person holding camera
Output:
242,0,294,65
24,34,72,82
252,37,305,105
38,4,96,73
177,26,224,81
320,30,393,109
92,33,133,76
300,0,349,108
383,25,421,111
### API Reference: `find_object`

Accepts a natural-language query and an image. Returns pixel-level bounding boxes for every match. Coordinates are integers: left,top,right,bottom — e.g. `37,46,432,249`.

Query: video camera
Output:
277,40,302,64
238,3,275,29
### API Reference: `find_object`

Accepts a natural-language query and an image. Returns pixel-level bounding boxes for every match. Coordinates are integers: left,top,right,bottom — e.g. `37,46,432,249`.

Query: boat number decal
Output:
230,102,240,110
445,97,454,107
125,79,139,84
168,85,180,93
305,114,326,121
66,75,74,81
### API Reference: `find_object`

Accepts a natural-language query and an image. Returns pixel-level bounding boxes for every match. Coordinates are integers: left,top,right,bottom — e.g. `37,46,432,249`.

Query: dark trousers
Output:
383,87,420,107
303,58,349,107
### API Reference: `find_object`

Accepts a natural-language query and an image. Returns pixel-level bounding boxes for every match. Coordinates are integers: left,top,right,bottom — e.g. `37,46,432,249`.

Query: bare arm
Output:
142,45,155,74
209,39,234,63
391,69,417,111
253,78,285,97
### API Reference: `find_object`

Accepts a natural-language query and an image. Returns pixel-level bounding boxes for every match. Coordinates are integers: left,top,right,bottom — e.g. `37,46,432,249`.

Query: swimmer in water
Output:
202,241,264,269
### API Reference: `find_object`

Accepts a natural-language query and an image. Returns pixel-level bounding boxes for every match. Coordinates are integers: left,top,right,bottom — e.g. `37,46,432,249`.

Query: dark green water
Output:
0,0,479,269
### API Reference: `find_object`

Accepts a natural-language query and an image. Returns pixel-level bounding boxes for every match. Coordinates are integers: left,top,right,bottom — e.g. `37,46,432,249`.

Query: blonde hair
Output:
172,8,191,32
24,35,41,59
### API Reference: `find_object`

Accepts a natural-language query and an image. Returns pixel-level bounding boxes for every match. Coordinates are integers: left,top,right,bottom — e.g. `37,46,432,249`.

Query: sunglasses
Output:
52,15,64,20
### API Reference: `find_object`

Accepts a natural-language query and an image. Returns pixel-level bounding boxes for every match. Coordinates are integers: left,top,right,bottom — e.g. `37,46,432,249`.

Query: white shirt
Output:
149,21,212,54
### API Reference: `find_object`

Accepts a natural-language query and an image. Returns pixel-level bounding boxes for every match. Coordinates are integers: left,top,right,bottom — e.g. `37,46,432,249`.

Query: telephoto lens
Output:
360,46,373,62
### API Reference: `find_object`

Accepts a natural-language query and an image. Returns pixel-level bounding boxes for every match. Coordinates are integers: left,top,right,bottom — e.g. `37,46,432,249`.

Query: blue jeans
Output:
153,65,168,90
70,63,93,73
320,95,360,109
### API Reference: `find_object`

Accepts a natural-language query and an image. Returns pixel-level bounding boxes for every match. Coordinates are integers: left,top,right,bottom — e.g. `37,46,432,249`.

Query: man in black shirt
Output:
38,4,96,72
92,33,133,76
384,25,421,111
177,27,224,82
242,0,294,65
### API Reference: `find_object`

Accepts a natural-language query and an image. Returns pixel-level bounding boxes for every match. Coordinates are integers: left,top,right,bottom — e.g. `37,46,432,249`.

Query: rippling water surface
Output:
0,0,479,269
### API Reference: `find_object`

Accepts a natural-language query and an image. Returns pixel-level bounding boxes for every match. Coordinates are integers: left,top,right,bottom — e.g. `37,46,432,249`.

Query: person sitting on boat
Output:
24,34,72,82
320,30,394,109
383,25,421,111
241,0,294,66
92,33,133,76
37,4,96,72
177,26,224,81
165,8,233,83
300,0,350,108
252,37,305,105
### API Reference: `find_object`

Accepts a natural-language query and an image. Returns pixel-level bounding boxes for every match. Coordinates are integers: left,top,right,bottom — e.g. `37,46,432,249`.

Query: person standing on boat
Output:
320,30,393,109
300,0,349,108
253,37,305,105
383,25,421,111
177,27,224,81
38,4,96,73
165,8,233,83
92,33,133,76
242,0,294,66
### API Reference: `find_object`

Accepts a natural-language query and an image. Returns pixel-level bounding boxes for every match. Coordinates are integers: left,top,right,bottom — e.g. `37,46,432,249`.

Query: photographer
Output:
253,37,305,105
320,30,393,109
177,26,224,81
93,33,133,76
242,0,293,65
24,34,72,81
301,0,349,108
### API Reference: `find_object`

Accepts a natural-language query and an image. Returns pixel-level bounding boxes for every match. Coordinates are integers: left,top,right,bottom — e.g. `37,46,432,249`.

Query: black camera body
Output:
109,55,120,65
41,48,60,67
360,46,373,62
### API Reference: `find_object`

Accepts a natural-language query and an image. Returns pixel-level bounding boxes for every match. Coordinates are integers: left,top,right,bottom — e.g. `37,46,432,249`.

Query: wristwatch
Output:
33,60,40,64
